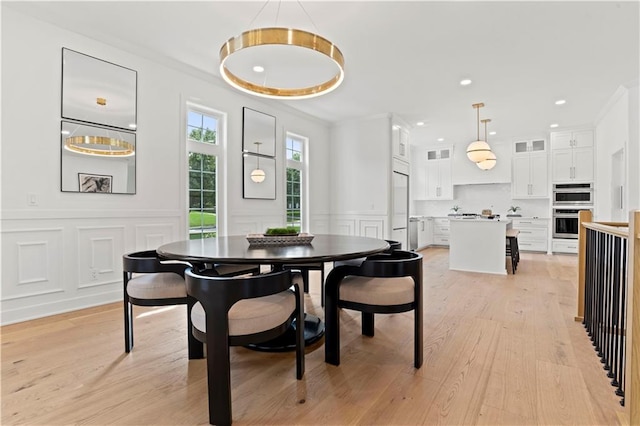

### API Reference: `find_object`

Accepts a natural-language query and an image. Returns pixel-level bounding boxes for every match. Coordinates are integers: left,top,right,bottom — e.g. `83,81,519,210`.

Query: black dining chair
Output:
185,267,305,425
324,249,423,368
122,250,203,359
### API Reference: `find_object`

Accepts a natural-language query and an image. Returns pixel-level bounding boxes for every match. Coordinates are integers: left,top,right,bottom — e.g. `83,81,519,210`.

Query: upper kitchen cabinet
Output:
392,123,410,163
414,146,453,200
512,139,548,199
551,130,594,182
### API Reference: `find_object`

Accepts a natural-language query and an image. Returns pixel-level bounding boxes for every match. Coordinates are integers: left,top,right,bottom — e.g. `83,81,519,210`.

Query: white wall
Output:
329,115,392,238
414,184,550,218
594,82,640,221
0,8,331,324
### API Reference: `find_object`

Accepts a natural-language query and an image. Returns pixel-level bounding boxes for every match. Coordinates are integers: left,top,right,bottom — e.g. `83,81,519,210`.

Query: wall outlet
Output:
27,193,38,206
90,269,98,281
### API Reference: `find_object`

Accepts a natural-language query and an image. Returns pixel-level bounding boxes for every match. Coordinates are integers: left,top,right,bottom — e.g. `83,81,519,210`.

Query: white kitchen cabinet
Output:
424,147,453,200
392,125,410,163
417,217,433,249
432,217,450,246
550,129,593,150
551,130,594,182
512,218,548,252
512,139,548,199
552,239,578,254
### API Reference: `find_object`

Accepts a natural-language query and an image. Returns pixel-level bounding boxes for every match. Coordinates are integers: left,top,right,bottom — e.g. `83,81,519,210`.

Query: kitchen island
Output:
449,217,513,275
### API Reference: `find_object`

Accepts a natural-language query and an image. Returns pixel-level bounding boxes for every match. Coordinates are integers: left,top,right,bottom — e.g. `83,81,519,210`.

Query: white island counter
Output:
449,217,512,275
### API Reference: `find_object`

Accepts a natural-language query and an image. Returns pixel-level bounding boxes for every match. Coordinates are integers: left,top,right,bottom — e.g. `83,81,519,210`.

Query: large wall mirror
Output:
242,107,275,156
61,121,136,194
242,107,276,199
62,48,137,130
61,48,137,194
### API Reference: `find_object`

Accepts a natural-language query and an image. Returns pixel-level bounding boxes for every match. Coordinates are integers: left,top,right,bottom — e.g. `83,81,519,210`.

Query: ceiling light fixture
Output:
550,123,559,128
416,122,425,126
64,97,135,157
555,99,566,105
460,79,472,86
477,119,496,170
466,103,492,163
437,138,444,142
220,3,345,101
65,135,135,157
250,142,266,183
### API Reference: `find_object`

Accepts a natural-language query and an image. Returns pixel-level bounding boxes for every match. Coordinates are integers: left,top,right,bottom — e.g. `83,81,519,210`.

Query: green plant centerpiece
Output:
264,227,299,236
449,205,462,216
507,206,521,217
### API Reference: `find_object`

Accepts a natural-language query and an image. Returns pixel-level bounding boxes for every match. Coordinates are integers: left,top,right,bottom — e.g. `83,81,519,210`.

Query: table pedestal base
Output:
246,314,324,352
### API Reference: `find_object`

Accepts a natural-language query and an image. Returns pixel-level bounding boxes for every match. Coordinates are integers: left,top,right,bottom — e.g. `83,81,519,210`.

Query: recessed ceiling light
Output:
253,65,265,73
437,138,444,142
555,99,566,105
489,131,496,135
460,79,472,86
550,123,559,128
61,130,70,135
416,121,425,126
129,123,137,129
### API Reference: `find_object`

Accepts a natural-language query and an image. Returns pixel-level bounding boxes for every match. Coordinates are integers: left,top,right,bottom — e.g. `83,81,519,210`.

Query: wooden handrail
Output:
582,222,629,238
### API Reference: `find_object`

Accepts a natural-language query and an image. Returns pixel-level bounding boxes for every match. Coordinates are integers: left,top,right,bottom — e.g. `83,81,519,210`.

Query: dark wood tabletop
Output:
157,234,389,265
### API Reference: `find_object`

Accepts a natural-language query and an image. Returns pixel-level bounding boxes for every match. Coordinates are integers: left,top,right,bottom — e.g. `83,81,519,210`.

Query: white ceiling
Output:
5,1,639,147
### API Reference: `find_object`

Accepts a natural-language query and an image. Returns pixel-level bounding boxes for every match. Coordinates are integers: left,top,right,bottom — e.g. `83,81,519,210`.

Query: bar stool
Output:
506,229,520,274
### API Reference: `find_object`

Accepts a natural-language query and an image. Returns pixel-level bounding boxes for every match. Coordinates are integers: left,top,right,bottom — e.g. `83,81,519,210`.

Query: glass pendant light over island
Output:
466,103,492,163
477,118,497,170
250,142,266,183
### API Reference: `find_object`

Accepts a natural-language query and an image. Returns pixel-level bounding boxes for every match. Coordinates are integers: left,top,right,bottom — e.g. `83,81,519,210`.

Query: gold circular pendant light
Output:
65,135,135,157
219,27,345,100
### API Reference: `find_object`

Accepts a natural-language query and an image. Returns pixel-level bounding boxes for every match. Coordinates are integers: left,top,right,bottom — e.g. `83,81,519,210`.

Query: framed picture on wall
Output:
242,107,276,157
243,154,276,199
78,173,113,193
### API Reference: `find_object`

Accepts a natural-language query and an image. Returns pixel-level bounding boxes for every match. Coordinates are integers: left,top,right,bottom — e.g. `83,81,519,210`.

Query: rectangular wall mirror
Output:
61,121,136,194
62,48,137,130
243,154,276,199
242,107,276,157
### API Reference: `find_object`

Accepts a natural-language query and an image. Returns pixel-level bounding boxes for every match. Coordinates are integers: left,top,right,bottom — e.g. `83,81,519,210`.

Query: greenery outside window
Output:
286,134,305,231
187,107,224,239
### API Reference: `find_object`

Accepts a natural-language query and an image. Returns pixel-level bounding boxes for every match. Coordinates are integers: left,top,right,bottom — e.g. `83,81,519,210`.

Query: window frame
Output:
185,102,226,239
285,132,308,232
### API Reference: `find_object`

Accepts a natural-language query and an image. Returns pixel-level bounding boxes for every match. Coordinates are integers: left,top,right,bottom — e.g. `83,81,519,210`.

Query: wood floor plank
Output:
0,247,625,425
535,360,599,425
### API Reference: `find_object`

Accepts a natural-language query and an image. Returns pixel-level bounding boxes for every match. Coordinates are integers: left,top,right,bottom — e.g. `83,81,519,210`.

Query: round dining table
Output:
157,234,390,350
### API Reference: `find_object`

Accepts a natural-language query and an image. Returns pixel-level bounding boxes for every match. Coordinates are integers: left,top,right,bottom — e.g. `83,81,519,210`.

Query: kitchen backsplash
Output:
412,183,550,218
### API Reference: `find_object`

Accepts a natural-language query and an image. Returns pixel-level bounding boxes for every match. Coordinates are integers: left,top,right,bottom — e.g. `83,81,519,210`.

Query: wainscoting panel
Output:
333,219,356,236
134,223,177,250
359,220,384,239
1,228,64,300
1,212,183,325
76,226,125,289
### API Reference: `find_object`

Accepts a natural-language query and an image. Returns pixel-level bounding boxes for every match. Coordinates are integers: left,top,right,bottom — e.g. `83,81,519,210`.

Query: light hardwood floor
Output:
1,248,625,425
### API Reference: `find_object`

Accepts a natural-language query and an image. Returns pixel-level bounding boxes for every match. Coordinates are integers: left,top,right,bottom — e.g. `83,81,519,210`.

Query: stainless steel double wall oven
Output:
552,183,593,239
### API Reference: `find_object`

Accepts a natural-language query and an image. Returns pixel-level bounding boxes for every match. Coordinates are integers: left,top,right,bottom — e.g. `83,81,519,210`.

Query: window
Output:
285,134,306,231
187,106,224,239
